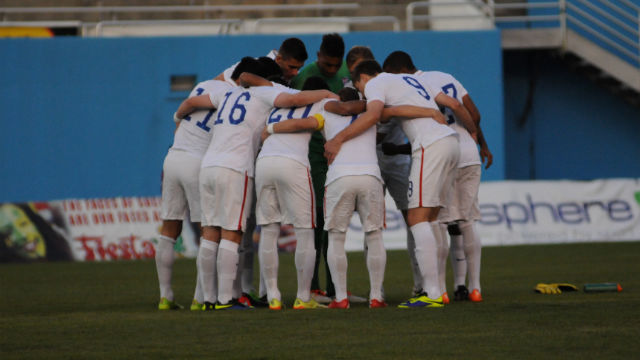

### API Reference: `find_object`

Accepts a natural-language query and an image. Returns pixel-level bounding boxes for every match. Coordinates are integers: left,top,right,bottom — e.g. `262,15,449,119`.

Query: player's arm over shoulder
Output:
324,99,365,115
381,105,446,124
175,94,215,119
274,89,338,108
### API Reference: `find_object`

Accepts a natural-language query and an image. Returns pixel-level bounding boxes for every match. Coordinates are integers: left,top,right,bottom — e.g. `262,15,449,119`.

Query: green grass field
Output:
1,242,639,359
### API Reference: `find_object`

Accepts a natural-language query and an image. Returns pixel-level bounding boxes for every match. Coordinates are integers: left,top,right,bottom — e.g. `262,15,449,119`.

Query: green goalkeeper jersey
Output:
290,61,351,202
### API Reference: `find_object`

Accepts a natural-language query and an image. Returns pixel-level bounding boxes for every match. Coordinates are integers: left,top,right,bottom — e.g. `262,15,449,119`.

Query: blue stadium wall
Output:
0,30,504,203
503,50,640,180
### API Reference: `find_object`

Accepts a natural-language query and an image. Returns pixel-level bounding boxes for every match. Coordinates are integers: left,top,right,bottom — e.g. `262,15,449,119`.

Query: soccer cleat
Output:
347,291,368,303
369,299,388,308
214,299,253,310
398,293,444,308
293,298,328,310
202,301,215,311
190,299,204,311
328,298,350,309
238,294,251,307
269,298,283,310
442,292,450,305
310,289,332,304
247,293,269,308
469,289,483,302
158,297,183,310
454,285,469,301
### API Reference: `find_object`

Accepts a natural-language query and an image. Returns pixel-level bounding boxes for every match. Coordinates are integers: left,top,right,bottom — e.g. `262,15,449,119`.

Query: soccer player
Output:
155,76,233,311
324,60,476,308
255,77,359,310
216,39,308,307
175,60,336,310
289,34,362,303
382,51,492,302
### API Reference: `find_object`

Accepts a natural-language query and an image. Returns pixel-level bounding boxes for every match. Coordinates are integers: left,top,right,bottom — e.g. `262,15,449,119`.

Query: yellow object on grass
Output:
534,283,578,294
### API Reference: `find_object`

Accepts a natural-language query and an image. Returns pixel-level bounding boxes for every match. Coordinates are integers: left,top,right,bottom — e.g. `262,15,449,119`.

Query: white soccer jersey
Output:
200,85,284,177
258,94,324,167
170,80,232,159
321,99,381,186
364,73,456,152
222,50,278,84
416,70,480,168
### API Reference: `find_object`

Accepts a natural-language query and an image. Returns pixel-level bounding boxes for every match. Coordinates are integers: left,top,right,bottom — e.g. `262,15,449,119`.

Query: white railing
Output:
0,3,360,21
406,0,640,68
406,0,491,31
89,18,243,37
1,3,404,36
254,16,401,33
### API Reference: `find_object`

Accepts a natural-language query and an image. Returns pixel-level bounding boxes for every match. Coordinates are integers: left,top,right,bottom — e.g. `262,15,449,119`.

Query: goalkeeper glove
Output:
534,283,578,294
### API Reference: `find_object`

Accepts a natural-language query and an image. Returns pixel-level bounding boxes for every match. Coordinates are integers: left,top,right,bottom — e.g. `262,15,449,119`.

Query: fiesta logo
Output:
479,193,637,229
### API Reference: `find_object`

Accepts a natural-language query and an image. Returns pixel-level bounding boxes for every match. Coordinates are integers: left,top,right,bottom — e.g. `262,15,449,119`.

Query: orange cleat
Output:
442,292,450,304
238,295,251,307
469,289,483,302
369,299,388,308
328,298,350,309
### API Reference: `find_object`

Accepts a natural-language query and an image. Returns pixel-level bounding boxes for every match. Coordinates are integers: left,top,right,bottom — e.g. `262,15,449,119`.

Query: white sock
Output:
259,223,281,301
241,230,255,294
294,227,316,302
410,222,440,299
406,228,423,292
365,229,386,301
259,271,267,298
155,235,176,301
216,239,239,305
193,253,204,303
197,238,218,304
449,227,467,288
434,222,449,296
461,221,482,292
232,242,245,299
327,230,348,302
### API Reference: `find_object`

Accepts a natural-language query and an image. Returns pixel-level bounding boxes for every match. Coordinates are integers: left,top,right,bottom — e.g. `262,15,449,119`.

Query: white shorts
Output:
161,150,203,222
324,175,385,232
408,135,460,209
439,165,481,223
200,166,253,231
255,156,316,228
378,153,410,211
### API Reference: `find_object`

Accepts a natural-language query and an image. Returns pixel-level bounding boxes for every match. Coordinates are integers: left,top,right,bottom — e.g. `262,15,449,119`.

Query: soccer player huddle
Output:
154,33,493,311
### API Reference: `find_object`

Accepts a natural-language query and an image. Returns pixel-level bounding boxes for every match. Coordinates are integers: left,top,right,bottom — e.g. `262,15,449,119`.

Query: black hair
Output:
352,60,382,82
301,76,330,91
257,56,283,79
382,51,417,74
278,37,308,62
231,57,262,80
319,33,345,58
338,87,360,102
346,46,374,69
267,74,288,86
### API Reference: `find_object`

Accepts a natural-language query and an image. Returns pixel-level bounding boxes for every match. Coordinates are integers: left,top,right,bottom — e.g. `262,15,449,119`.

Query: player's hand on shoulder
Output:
433,111,447,125
261,126,271,143
324,90,340,100
324,138,342,164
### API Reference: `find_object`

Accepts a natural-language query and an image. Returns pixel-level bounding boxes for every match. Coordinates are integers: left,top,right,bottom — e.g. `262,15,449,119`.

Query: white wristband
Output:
267,123,275,134
173,112,181,123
